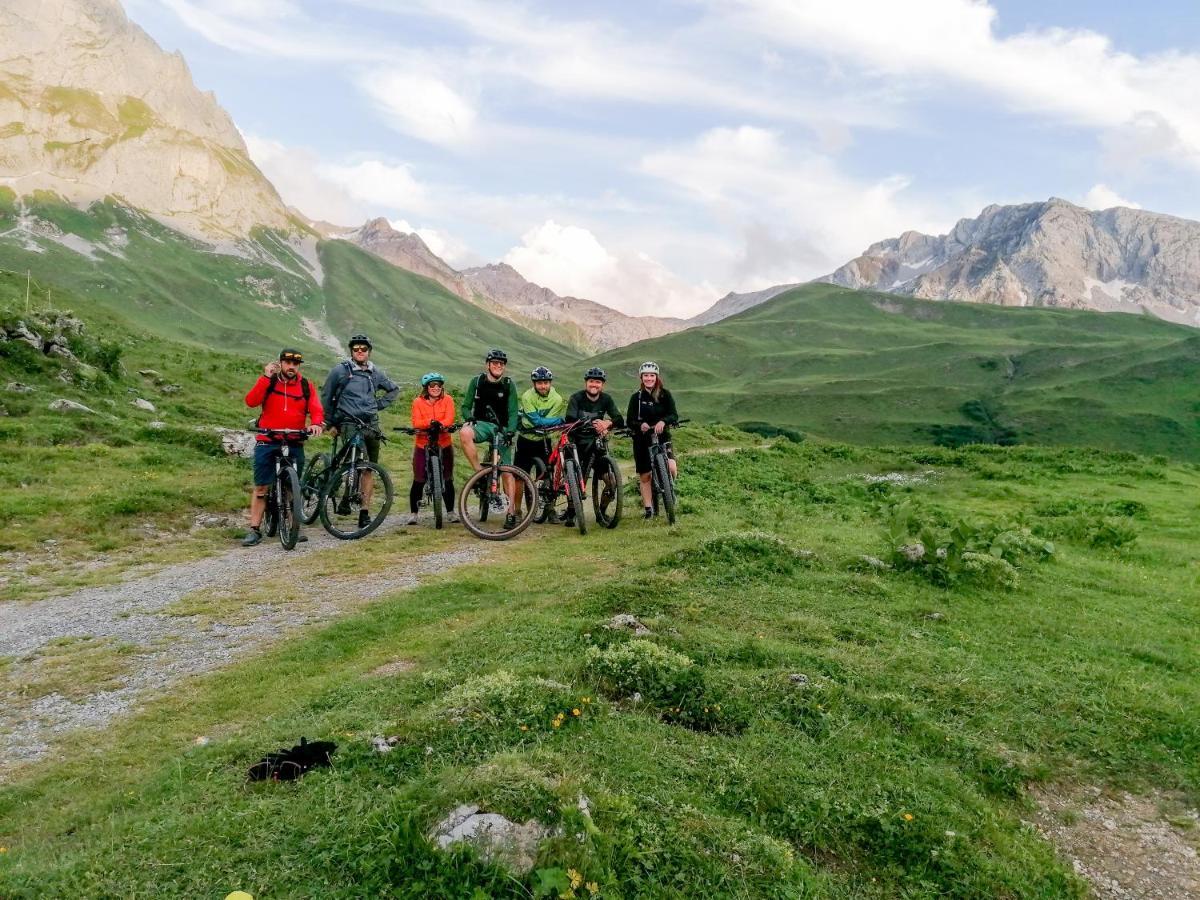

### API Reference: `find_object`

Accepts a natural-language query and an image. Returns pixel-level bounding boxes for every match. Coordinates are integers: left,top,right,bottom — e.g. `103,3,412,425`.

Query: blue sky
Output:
122,0,1200,317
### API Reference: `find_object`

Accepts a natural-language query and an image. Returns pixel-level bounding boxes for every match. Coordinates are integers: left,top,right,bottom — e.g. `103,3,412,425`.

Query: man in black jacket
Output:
562,367,624,527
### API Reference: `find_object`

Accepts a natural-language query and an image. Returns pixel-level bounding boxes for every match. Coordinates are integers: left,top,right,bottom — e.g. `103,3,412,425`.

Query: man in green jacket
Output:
510,365,566,524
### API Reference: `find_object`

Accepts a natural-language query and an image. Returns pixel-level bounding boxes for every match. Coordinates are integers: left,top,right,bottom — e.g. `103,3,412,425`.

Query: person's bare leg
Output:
458,426,481,471
668,458,677,480
639,472,653,508
361,469,374,508
249,486,268,527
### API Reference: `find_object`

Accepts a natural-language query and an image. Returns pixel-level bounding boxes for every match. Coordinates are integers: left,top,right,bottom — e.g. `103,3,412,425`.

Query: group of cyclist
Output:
240,335,680,547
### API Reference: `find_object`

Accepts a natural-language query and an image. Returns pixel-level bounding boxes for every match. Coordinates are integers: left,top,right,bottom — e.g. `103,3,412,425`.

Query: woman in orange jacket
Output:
407,372,457,524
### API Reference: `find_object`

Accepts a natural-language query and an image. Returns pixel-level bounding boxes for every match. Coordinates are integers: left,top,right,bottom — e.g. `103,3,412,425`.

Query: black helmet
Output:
584,366,606,382
279,348,304,363
348,333,372,350
485,348,508,363
530,366,554,382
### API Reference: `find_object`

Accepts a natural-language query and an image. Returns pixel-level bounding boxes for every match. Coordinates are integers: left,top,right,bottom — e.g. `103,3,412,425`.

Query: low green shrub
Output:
657,531,813,585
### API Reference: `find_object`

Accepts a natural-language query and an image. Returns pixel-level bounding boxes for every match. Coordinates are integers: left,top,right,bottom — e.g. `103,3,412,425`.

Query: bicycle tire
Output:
319,461,394,539
278,465,302,550
565,458,587,535
263,486,280,537
592,454,623,529
300,452,330,525
654,452,677,525
529,459,554,524
430,454,444,530
458,465,536,540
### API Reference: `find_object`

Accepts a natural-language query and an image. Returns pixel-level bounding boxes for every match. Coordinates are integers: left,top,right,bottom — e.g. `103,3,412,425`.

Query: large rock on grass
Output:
430,804,551,875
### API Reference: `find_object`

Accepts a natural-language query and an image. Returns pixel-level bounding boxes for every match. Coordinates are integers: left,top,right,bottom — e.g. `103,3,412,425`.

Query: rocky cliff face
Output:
345,218,475,302
0,0,292,239
824,199,1200,326
461,263,686,352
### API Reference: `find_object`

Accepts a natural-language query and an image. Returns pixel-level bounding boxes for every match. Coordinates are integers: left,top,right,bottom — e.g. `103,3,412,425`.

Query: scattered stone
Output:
370,658,417,677
788,673,810,687
147,420,166,430
55,370,73,384
858,554,890,571
630,691,643,703
371,735,399,754
923,611,946,621
46,343,78,362
138,369,162,380
160,384,181,395
5,382,33,393
41,539,58,547
193,736,210,746
11,321,42,350
48,398,94,414
131,398,156,412
604,613,651,636
192,513,238,530
215,428,256,458
430,804,552,875
860,470,936,486
899,543,926,562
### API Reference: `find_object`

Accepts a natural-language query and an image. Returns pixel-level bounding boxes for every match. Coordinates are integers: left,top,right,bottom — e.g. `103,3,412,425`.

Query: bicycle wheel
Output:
564,458,587,535
278,465,302,550
429,453,444,529
319,461,394,539
458,465,536,540
300,452,330,525
592,454,623,529
529,459,554,524
653,452,676,525
263,485,280,537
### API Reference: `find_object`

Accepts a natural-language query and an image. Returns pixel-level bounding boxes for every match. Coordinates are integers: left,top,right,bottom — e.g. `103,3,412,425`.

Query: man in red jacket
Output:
242,348,325,546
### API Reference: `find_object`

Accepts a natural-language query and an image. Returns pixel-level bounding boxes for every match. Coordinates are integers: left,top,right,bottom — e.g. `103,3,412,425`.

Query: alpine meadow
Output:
2,1,1199,898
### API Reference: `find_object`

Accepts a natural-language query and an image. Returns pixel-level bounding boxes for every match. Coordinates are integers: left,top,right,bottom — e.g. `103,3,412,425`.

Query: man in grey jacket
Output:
320,333,401,528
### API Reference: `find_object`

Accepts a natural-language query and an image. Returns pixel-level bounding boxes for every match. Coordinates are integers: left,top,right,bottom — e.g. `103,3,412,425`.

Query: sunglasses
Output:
351,345,370,352
280,354,303,363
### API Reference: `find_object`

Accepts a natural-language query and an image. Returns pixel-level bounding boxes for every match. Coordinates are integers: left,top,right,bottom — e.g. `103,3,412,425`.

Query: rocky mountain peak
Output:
824,199,1200,326
0,0,292,239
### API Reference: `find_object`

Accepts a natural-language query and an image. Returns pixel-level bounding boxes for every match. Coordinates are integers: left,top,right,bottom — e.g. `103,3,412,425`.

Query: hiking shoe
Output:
642,508,654,520
403,513,418,525
335,496,352,515
489,493,506,512
447,511,459,523
297,534,308,543
242,528,263,546
358,509,371,529
504,513,518,530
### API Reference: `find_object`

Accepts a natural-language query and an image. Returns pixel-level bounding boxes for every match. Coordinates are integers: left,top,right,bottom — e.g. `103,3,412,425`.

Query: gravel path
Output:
0,516,490,773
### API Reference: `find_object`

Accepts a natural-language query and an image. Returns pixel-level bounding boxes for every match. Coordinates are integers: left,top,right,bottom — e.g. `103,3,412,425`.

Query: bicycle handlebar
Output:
395,423,462,435
256,428,310,438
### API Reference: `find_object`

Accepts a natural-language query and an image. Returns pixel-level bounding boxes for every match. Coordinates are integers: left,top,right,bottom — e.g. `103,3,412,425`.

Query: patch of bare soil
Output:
370,658,417,677
1030,784,1200,899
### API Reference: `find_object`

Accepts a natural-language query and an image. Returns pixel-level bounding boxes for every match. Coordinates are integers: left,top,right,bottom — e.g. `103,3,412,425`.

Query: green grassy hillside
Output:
595,284,1200,459
0,191,572,382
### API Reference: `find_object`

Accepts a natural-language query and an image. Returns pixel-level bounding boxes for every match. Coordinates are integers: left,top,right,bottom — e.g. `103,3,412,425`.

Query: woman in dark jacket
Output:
625,361,679,519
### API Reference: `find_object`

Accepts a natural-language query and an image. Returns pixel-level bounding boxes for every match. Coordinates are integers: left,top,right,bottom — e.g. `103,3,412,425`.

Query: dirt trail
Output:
0,516,490,774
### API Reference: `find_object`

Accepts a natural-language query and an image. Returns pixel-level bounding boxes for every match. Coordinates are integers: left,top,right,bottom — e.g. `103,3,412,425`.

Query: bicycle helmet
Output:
485,348,508,363
584,366,607,382
639,361,660,375
421,372,445,387
279,347,304,363
348,333,372,350
530,365,554,382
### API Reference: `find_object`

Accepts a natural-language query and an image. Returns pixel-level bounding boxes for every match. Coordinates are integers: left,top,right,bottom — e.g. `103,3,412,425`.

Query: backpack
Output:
253,374,312,428
471,374,513,425
329,360,376,418
247,736,337,782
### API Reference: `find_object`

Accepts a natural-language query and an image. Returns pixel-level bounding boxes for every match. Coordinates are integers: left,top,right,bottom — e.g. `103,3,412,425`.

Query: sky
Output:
122,0,1200,318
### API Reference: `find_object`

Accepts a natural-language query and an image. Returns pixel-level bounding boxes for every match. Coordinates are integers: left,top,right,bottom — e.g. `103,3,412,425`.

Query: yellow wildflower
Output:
553,719,562,728
903,813,914,822
568,868,584,889
519,725,529,732
586,882,600,895
572,708,581,717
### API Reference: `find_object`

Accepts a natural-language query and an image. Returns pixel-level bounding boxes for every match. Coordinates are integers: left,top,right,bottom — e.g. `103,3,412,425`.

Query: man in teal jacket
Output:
509,365,566,525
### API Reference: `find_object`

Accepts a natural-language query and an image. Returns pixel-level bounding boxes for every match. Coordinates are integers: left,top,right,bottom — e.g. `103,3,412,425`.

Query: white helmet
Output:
639,361,660,375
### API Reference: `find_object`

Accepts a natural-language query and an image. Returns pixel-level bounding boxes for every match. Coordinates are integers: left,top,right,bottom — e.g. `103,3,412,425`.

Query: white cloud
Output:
244,134,369,225
503,221,716,318
1082,184,1141,211
358,69,478,147
389,219,475,267
320,160,430,214
639,126,968,287
714,0,1200,172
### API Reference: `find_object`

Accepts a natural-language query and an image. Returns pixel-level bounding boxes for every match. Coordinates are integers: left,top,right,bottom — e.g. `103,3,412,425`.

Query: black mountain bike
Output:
257,428,306,551
647,419,686,525
311,416,394,539
459,421,537,540
395,422,460,529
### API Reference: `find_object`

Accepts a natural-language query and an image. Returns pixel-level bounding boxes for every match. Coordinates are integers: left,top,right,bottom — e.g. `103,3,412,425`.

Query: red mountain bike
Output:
529,420,623,534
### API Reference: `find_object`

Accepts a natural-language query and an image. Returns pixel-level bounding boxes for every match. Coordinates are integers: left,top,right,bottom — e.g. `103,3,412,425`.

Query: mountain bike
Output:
646,419,686,525
256,428,307,550
315,415,394,539
458,421,536,540
530,419,623,534
395,421,460,529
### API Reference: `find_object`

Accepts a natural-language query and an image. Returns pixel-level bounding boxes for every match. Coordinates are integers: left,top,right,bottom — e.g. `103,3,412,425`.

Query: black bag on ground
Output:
247,736,337,782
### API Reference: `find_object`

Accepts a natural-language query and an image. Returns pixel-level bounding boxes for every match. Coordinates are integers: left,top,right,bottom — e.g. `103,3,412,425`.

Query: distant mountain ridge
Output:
824,199,1200,327
0,0,293,240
